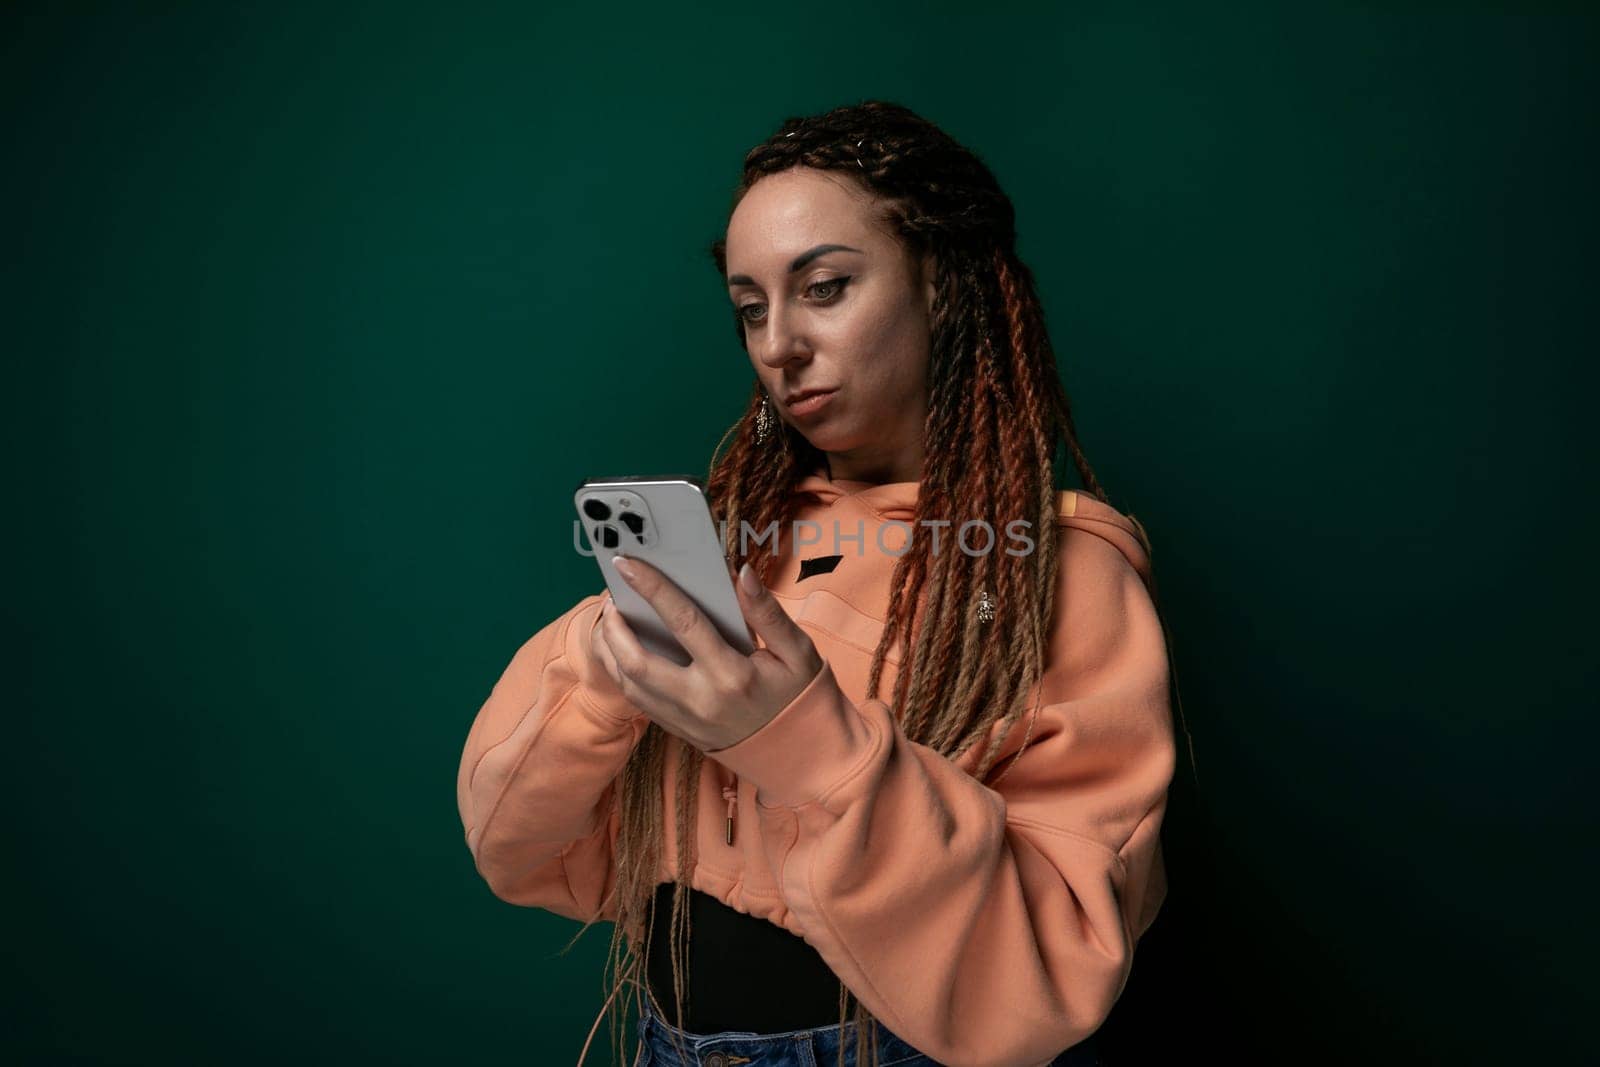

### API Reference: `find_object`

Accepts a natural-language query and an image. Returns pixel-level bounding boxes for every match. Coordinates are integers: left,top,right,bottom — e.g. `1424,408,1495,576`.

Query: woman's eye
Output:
808,275,851,300
736,277,851,326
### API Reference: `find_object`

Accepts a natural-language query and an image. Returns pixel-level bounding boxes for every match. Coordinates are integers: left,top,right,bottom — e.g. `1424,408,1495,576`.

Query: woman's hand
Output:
591,555,825,753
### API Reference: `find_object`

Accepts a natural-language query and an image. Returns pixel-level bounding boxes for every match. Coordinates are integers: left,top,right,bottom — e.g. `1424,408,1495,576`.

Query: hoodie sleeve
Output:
456,591,651,923
704,526,1177,1067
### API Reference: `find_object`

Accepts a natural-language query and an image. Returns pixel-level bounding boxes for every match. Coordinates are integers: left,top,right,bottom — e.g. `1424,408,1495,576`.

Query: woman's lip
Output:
786,389,838,416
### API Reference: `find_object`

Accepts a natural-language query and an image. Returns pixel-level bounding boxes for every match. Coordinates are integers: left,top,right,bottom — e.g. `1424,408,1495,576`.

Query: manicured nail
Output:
613,555,637,582
739,561,759,595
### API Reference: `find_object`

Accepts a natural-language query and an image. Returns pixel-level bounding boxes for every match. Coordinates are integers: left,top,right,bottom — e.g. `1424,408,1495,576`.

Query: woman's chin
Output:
793,425,853,454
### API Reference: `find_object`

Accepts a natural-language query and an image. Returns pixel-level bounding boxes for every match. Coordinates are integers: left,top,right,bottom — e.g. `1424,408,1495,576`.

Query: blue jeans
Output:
635,987,1103,1067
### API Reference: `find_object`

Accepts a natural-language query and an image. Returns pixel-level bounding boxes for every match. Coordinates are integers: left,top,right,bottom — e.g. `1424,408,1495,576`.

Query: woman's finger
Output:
600,587,688,706
734,561,819,672
592,604,626,691
612,555,745,675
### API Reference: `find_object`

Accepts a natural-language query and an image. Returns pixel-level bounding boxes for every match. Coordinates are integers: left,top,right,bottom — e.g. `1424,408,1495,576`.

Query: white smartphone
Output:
574,474,756,667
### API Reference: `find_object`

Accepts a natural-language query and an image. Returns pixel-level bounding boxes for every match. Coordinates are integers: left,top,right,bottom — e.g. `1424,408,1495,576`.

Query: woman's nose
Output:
755,308,809,369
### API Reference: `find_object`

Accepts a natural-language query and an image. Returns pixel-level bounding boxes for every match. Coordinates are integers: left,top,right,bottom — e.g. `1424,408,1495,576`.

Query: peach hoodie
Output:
456,468,1176,1067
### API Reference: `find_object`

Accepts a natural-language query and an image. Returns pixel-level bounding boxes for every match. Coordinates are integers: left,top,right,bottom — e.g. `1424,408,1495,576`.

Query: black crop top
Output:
643,881,844,1034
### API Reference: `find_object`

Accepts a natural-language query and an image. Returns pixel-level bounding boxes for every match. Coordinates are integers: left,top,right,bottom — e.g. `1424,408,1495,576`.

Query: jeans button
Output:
704,1054,728,1067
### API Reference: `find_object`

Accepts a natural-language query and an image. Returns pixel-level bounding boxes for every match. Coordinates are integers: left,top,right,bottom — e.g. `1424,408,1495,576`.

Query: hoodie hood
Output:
789,463,1154,592
792,468,921,522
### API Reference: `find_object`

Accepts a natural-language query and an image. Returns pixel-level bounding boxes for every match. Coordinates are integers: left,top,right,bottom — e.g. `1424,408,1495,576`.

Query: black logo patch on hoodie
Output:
797,554,844,582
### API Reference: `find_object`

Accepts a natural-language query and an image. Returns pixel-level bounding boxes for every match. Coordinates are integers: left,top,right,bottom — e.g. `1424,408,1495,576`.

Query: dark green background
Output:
8,2,1594,1063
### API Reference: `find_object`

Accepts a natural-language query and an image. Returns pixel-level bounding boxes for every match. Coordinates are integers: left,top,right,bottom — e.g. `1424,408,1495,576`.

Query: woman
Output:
456,100,1184,1067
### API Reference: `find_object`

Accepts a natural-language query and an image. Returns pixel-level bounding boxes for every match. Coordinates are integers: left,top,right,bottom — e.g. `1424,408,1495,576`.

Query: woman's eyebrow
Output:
726,243,864,287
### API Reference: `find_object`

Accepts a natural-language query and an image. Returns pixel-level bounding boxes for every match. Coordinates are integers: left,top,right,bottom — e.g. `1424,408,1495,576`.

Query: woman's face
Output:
724,166,935,484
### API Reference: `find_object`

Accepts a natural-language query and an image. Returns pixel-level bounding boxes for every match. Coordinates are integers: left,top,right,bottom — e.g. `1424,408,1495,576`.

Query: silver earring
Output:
976,589,995,624
754,391,774,443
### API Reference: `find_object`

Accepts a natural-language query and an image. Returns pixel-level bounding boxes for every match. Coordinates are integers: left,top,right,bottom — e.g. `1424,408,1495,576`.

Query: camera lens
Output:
582,498,612,521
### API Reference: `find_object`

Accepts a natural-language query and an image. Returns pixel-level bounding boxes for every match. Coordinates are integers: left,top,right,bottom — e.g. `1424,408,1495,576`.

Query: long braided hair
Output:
564,99,1194,1067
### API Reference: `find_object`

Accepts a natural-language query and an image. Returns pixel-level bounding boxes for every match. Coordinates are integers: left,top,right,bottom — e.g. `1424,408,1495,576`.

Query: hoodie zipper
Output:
723,775,738,846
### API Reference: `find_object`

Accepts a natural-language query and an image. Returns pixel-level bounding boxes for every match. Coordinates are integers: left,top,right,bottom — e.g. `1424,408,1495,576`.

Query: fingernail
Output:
613,555,636,582
739,561,760,595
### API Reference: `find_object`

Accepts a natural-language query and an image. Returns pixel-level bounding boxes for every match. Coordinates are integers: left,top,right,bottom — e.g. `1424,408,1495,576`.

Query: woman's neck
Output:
822,449,922,485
